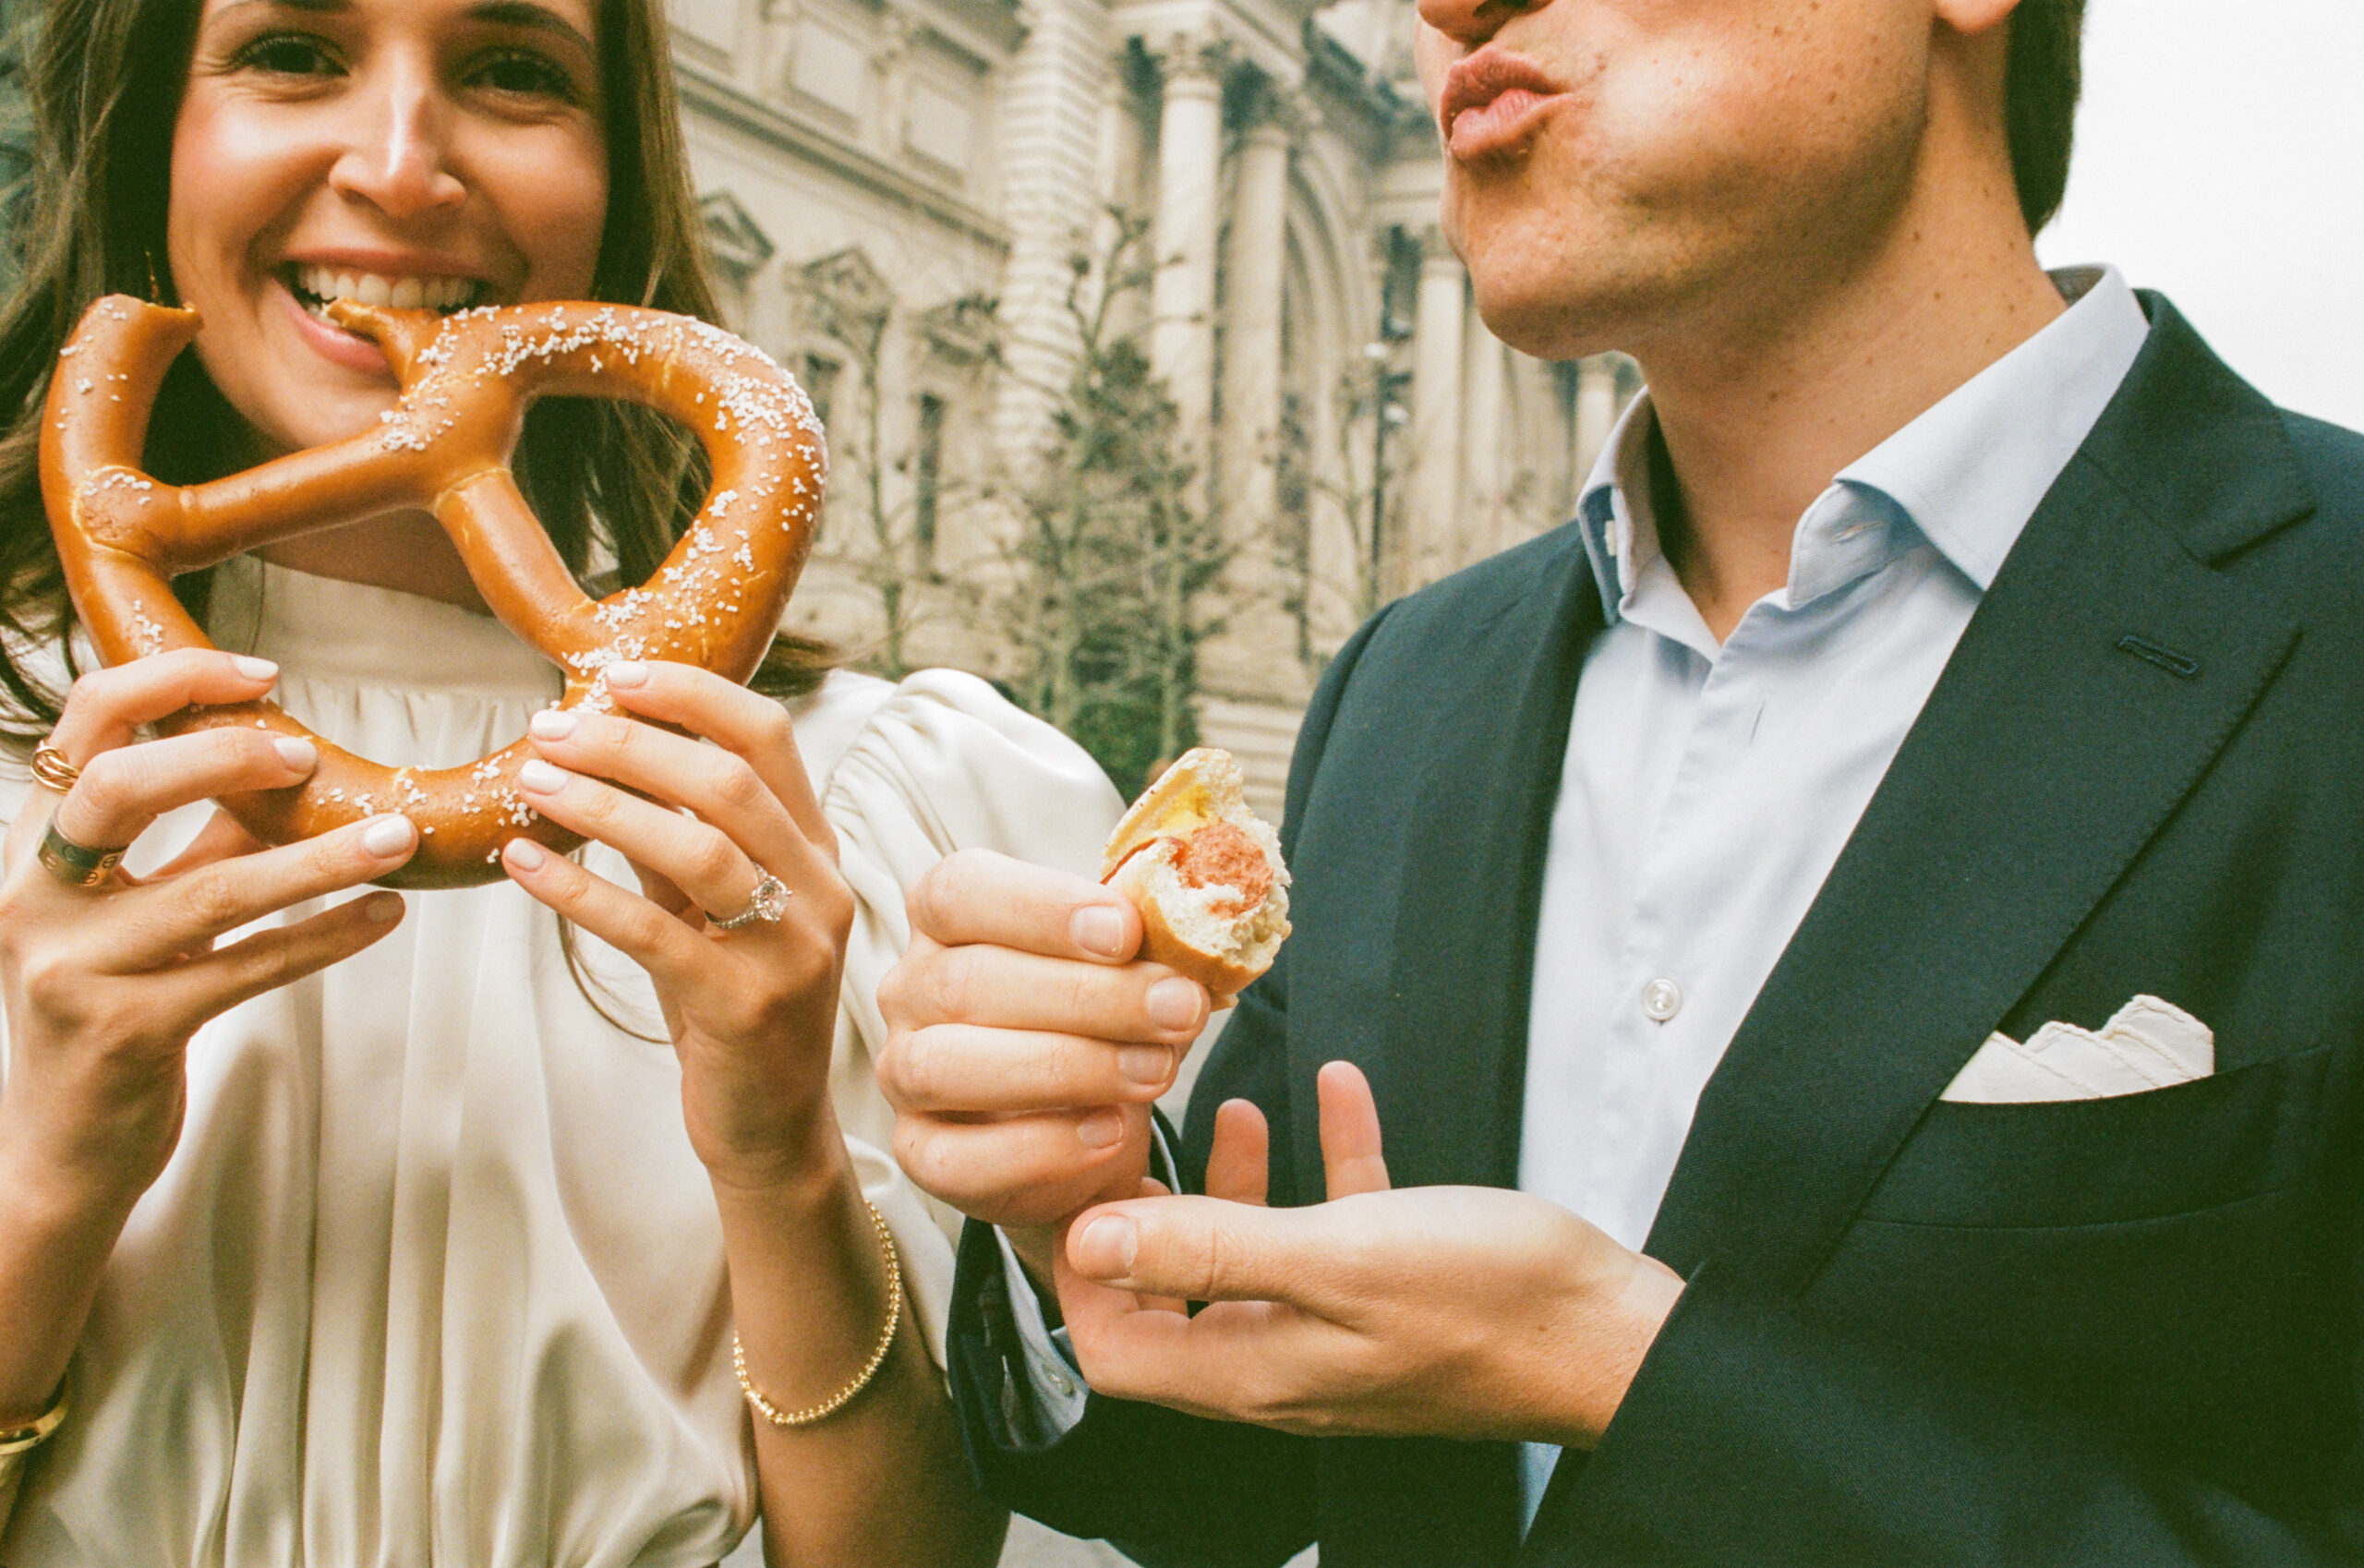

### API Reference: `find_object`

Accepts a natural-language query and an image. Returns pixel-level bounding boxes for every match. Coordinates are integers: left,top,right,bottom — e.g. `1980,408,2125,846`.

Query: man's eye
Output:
469,48,577,101
235,33,341,76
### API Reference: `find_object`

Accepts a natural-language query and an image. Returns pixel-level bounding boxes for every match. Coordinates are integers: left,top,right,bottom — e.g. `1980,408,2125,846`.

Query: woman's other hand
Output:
0,647,415,1424
501,657,855,1193
0,647,416,1201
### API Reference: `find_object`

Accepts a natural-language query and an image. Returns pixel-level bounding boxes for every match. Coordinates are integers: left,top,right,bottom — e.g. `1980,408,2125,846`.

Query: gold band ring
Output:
36,822,127,888
30,742,79,792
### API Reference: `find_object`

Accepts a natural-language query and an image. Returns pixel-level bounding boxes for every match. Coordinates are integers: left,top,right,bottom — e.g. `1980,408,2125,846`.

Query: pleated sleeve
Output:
804,669,1124,1366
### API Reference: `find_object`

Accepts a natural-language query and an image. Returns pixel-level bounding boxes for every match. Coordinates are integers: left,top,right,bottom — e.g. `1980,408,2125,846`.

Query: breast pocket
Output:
1857,1043,2330,1230
1803,1044,2344,1490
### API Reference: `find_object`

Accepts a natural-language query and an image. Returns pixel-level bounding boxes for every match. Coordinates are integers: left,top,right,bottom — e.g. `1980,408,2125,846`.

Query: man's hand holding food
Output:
875,846,1685,1451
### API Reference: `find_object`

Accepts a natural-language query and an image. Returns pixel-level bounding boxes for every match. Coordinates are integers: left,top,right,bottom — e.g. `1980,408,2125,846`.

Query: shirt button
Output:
1641,978,1683,1022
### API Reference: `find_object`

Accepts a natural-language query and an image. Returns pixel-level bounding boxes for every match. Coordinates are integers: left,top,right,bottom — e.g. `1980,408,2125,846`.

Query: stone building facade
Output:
668,0,1636,813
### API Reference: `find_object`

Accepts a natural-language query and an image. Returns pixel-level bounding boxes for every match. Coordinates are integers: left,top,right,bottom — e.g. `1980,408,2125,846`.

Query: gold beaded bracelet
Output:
733,1196,903,1429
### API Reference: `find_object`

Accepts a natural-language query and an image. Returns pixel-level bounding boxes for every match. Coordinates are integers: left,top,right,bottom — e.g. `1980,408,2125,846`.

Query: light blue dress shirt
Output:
993,270,2155,1528
1515,265,2150,1519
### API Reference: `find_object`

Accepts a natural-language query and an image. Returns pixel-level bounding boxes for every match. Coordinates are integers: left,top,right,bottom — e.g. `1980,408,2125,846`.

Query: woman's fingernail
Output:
1119,1045,1172,1085
362,891,404,923
528,708,577,741
1146,977,1203,1031
1072,903,1126,958
505,838,547,872
1077,1107,1125,1148
517,759,569,794
605,660,648,689
233,656,278,681
360,815,416,858
272,736,317,770
1073,1215,1138,1277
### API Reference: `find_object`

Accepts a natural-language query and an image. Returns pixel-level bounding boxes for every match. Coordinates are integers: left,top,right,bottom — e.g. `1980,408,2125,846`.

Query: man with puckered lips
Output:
872,0,2364,1561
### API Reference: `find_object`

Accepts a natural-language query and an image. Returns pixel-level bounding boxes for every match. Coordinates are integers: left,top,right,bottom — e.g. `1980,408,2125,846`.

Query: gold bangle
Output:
733,1196,903,1429
0,1378,68,1458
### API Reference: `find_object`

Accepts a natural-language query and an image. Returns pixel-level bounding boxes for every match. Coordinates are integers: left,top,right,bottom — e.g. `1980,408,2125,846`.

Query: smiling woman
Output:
0,1,1094,1565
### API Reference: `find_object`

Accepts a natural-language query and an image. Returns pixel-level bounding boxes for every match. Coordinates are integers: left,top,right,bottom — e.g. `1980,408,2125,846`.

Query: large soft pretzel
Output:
40,295,826,888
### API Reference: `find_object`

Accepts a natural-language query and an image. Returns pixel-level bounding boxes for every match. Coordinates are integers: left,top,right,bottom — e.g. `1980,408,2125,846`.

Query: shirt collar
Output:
1574,265,2153,627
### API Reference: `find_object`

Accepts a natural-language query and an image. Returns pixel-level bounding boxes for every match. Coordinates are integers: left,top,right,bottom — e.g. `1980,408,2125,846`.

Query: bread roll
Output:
1101,749,1291,1005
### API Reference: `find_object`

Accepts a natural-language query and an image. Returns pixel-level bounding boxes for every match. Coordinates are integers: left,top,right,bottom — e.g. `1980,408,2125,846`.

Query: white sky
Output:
2036,0,2364,430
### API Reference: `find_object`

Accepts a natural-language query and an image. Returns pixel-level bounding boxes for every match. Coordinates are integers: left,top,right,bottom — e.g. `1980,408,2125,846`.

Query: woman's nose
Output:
1417,0,1539,51
328,67,465,219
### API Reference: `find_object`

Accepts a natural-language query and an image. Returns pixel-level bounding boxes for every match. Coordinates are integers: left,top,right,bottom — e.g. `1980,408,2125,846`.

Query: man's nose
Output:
1417,0,1538,51
328,66,465,219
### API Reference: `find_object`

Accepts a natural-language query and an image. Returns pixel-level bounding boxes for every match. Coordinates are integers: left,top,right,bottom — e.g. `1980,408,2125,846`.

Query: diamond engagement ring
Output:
709,871,791,931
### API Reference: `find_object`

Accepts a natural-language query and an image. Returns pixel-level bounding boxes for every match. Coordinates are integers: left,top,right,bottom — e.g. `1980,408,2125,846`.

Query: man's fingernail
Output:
1072,903,1126,958
360,815,416,857
361,891,404,923
1077,1107,1125,1148
605,660,648,689
1119,1045,1172,1085
1146,977,1203,1031
1074,1215,1138,1277
528,708,577,741
505,838,547,872
272,736,317,770
517,759,569,794
233,656,278,681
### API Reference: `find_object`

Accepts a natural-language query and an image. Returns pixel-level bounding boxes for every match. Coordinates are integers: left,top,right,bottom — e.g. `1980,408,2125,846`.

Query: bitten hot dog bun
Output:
1099,748,1291,1006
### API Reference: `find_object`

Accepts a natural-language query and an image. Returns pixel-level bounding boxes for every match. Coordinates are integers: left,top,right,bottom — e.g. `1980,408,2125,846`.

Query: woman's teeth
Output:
291,266,483,317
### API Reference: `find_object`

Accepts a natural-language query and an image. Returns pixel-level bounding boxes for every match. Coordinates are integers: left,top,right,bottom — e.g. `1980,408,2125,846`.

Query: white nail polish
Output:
272,736,317,770
518,759,568,794
361,815,416,857
605,660,648,688
529,708,576,740
233,656,279,681
505,838,547,871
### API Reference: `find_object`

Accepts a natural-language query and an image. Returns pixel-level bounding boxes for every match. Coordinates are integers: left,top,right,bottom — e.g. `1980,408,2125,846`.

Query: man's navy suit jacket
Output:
947,296,2364,1564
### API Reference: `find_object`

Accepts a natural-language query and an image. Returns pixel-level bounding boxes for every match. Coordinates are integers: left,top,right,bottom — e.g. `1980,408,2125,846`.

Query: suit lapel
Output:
1646,303,2310,1291
1361,537,1606,1194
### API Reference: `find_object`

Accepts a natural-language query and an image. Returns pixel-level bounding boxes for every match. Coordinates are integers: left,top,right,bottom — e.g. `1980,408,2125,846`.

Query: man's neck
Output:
1637,171,2067,642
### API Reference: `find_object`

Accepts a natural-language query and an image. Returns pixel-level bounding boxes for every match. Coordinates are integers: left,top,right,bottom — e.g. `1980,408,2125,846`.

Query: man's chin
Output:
1460,266,1634,363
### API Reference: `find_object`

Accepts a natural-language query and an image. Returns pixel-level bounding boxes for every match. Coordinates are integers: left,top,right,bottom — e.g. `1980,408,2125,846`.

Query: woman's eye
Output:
234,33,342,77
468,48,578,102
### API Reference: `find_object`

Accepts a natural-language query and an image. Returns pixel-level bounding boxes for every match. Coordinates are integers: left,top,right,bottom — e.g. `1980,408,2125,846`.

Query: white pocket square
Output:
1941,995,2214,1104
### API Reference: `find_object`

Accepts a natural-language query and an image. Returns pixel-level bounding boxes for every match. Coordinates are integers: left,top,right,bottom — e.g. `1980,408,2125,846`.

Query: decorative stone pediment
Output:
798,247,897,350
917,294,999,364
699,189,776,282
802,247,895,320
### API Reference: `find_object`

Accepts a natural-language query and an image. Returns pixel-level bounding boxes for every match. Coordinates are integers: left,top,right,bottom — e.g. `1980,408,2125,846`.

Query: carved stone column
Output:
1574,354,1622,483
1405,225,1465,595
1215,85,1296,536
1148,29,1230,476
992,0,1112,451
1460,321,1504,571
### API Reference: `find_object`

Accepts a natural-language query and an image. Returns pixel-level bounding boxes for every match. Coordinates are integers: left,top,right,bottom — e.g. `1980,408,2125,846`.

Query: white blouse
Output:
0,560,1123,1566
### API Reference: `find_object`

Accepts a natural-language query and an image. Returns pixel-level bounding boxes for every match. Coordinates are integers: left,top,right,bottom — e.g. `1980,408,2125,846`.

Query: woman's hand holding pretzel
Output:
499,658,856,1194
0,647,416,1425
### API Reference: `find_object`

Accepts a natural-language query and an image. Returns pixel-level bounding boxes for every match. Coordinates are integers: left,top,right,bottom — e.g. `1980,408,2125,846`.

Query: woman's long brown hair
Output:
0,0,833,748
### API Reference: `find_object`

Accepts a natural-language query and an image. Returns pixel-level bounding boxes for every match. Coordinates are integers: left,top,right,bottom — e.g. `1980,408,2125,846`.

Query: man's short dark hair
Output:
2006,0,2087,235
